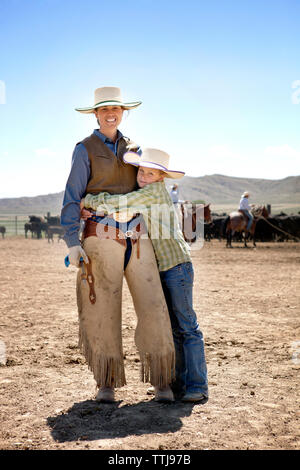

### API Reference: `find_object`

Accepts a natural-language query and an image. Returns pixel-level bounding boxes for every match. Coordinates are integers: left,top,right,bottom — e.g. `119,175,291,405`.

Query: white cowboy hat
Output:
75,87,142,114
242,192,250,197
123,148,185,179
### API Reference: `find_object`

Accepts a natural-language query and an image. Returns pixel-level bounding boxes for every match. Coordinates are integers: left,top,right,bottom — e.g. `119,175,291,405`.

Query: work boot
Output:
181,391,208,403
96,386,115,403
148,384,184,399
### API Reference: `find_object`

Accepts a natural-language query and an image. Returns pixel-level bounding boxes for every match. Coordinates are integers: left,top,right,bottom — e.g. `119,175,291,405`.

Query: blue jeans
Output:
243,209,253,231
160,262,208,396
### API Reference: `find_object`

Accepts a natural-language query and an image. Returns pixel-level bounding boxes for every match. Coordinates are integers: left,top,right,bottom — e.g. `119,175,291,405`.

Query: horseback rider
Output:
170,184,179,204
239,191,253,231
169,183,189,230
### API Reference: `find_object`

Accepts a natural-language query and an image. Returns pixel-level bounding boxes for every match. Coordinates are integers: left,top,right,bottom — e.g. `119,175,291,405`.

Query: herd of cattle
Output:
0,212,299,243
204,212,300,242
24,215,65,242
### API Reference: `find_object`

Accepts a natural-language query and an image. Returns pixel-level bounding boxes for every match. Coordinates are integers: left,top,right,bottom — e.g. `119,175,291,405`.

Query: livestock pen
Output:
0,214,60,239
0,215,29,237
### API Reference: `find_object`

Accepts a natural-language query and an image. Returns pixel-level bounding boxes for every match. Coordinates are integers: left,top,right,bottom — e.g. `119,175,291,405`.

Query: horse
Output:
180,203,212,243
0,226,6,239
223,205,269,248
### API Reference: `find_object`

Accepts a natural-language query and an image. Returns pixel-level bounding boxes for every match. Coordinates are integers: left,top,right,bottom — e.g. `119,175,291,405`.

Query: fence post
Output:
15,216,18,235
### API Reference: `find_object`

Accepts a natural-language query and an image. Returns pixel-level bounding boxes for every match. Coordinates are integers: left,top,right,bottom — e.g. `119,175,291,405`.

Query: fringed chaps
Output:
76,236,175,388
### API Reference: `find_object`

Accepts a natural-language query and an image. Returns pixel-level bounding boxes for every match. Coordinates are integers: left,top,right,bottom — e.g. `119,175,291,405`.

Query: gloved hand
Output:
68,245,89,267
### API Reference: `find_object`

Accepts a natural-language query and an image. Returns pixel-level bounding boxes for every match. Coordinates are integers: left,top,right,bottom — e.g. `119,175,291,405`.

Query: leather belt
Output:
82,214,147,249
81,214,148,304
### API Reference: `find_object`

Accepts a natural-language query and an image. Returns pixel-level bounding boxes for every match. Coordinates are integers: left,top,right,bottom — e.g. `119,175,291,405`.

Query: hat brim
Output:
123,152,185,180
75,100,142,114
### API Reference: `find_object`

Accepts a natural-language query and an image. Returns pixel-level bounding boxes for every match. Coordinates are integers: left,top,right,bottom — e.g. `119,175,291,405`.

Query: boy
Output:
82,148,208,402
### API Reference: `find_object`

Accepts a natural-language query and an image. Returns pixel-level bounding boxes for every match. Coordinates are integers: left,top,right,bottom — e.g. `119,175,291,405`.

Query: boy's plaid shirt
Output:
84,181,192,272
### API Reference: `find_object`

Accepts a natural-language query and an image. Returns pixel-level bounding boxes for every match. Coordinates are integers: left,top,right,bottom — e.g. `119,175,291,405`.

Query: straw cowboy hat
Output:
242,192,250,197
123,148,185,179
75,87,142,114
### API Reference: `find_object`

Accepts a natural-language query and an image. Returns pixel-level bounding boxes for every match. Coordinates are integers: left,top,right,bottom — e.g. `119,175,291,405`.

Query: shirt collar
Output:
93,128,124,144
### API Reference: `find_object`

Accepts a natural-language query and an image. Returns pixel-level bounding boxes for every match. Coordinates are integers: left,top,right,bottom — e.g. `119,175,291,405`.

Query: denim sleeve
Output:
60,143,90,247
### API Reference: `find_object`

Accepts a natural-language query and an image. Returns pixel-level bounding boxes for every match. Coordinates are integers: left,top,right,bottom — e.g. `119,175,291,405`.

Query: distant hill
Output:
166,174,300,205
0,191,65,215
0,174,299,215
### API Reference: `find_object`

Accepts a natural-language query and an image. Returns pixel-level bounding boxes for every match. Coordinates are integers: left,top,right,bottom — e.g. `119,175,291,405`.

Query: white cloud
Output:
1,142,298,199
34,148,57,158
0,166,69,198
181,144,244,178
0,148,71,198
206,144,240,162
291,80,300,105
256,145,300,179
172,144,300,180
264,144,300,160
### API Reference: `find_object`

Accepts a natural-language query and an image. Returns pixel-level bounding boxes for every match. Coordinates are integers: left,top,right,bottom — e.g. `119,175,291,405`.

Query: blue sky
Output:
0,0,299,197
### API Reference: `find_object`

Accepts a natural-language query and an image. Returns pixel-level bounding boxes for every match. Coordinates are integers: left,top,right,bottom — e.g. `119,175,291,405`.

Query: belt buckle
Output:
125,230,134,238
113,211,134,223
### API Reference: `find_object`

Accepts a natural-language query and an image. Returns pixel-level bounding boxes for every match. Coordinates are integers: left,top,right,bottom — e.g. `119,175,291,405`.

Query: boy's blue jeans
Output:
160,262,208,396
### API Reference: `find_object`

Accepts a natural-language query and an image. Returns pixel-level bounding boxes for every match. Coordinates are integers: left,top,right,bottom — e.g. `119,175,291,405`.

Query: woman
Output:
61,87,175,402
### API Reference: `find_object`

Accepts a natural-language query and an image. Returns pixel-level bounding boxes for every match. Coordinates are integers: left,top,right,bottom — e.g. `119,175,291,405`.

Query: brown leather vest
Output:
80,133,139,195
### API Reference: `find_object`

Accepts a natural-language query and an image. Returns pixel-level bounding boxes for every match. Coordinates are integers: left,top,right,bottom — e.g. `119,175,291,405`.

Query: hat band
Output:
139,160,169,171
94,99,123,107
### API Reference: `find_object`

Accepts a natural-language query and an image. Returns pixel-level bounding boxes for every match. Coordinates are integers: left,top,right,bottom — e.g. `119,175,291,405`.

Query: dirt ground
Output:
0,237,299,451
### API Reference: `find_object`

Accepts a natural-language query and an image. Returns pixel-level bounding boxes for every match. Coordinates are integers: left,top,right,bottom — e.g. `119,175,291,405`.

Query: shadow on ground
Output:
47,398,205,442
